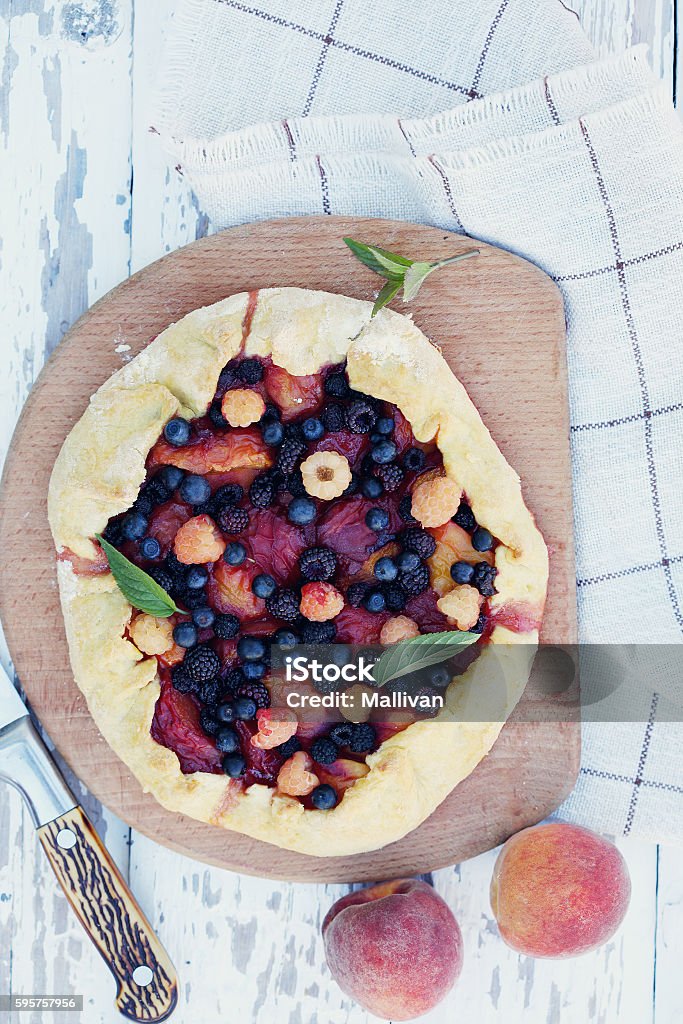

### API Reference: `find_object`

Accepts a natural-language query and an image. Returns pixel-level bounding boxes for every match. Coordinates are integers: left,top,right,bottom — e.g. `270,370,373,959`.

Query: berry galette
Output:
48,288,548,857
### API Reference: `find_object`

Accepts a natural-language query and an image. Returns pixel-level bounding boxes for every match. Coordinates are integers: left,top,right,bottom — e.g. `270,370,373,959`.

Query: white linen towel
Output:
153,0,683,843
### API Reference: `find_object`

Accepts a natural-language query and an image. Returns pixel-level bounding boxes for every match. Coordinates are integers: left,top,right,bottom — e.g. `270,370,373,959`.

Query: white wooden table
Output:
1,2,681,1022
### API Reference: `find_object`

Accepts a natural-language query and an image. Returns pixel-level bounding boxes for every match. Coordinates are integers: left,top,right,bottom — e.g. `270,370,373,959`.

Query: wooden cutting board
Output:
0,216,578,882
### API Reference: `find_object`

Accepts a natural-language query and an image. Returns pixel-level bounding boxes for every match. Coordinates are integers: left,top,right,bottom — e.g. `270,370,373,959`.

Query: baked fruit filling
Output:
101,357,501,810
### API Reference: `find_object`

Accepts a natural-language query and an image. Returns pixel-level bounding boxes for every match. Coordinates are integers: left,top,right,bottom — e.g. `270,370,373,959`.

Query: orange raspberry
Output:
251,709,298,750
221,388,266,427
437,584,483,630
410,475,461,528
173,514,227,564
300,450,352,499
277,751,319,796
129,613,174,656
300,581,345,621
379,615,420,645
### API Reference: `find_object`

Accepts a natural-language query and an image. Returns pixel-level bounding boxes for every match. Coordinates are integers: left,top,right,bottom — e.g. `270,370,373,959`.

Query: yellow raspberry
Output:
379,615,420,645
251,709,298,750
277,751,319,796
437,584,483,631
173,514,226,564
300,581,345,621
411,475,461,528
129,613,175,656
221,388,266,427
300,450,352,499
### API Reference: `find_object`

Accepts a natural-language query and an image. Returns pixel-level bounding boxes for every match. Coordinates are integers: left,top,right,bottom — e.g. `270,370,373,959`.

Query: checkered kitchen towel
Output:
153,0,683,843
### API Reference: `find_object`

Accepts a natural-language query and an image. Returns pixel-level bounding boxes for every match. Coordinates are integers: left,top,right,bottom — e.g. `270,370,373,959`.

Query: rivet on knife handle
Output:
38,806,178,1022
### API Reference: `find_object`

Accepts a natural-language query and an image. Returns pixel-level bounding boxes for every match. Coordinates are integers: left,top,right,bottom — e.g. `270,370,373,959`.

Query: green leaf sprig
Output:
371,629,480,688
96,535,179,617
343,238,480,316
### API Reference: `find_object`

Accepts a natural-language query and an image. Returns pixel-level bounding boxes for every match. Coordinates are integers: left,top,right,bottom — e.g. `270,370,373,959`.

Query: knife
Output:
0,663,178,1021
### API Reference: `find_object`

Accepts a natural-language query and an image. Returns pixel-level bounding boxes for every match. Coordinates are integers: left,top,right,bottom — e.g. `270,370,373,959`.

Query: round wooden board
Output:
0,216,578,882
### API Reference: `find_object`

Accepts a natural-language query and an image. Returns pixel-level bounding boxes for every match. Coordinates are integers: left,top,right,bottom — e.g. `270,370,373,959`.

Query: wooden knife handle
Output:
38,806,178,1021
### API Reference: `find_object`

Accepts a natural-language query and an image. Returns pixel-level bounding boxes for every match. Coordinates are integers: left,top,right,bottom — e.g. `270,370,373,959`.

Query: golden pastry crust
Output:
49,288,548,857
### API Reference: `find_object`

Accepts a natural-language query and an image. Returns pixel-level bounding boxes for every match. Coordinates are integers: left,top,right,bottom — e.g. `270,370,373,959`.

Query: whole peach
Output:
490,822,631,958
322,879,462,1020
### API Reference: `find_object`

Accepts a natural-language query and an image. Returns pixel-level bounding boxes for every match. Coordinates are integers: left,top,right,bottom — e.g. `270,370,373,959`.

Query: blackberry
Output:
324,372,350,399
208,401,228,429
299,547,337,581
191,503,212,516
102,518,123,546
403,447,426,472
278,437,307,475
341,473,359,497
210,483,243,513
346,581,368,607
277,736,301,759
131,493,154,517
321,404,345,432
145,477,171,505
399,563,430,596
149,568,174,593
199,708,220,737
266,588,301,623
171,663,195,694
261,402,280,423
310,737,339,765
385,584,407,612
199,679,224,705
224,666,246,691
398,494,417,523
401,527,437,559
284,422,305,442
249,473,276,509
301,620,336,644
236,682,270,709
345,399,377,434
374,463,404,492
470,612,487,634
285,471,307,497
165,551,187,580
216,364,236,395
213,613,240,639
185,644,221,684
453,501,477,532
180,588,209,610
472,561,498,597
216,505,249,534
329,721,354,746
349,722,376,754
237,358,263,384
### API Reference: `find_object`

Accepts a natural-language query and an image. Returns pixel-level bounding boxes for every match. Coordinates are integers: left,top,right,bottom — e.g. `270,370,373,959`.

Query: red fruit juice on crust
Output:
492,602,543,633
58,547,110,576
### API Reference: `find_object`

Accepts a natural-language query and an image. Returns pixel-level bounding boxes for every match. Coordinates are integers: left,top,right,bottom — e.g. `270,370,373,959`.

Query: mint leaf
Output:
96,535,179,617
372,630,479,688
344,237,480,316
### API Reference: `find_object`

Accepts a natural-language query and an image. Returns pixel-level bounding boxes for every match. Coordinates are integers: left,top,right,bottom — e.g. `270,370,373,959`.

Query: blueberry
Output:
159,465,185,491
376,417,394,435
397,550,421,572
365,507,389,532
237,636,266,662
173,622,198,648
363,589,386,613
140,536,161,559
192,606,215,629
216,727,240,754
121,512,148,541
310,784,337,809
450,561,475,584
233,696,258,720
472,527,494,552
374,556,398,582
186,565,208,589
273,628,300,649
361,477,384,499
179,474,211,505
243,661,266,680
216,703,236,723
224,541,247,566
252,574,277,599
428,664,451,688
163,417,191,447
302,417,324,441
287,497,316,525
222,753,246,777
262,420,284,446
371,440,397,464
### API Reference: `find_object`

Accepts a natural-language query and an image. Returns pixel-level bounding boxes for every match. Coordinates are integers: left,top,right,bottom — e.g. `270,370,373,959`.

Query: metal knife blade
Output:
0,662,28,732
